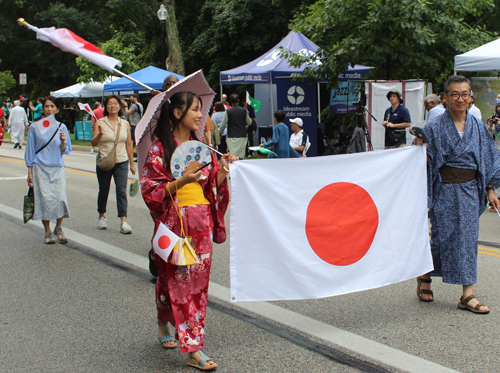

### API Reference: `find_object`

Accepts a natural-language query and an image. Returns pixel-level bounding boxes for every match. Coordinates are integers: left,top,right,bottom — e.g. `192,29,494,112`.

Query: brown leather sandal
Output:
416,277,434,302
458,294,490,314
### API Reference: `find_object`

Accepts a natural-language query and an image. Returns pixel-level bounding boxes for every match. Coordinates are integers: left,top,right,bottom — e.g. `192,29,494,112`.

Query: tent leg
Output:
270,82,274,128
317,82,321,123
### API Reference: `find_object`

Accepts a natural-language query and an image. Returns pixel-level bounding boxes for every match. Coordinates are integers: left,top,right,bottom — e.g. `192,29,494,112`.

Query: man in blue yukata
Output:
414,75,500,314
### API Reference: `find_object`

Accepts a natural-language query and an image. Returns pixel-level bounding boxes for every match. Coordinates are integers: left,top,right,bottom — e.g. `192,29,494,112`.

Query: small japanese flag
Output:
34,114,58,135
153,222,179,262
78,102,97,120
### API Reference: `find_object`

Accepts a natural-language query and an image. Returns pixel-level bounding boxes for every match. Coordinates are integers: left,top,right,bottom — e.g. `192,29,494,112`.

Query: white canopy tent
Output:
454,38,500,72
50,76,119,98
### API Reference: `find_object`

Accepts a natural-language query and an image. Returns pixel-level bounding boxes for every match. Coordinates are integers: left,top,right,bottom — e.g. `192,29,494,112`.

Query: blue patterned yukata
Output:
424,110,500,284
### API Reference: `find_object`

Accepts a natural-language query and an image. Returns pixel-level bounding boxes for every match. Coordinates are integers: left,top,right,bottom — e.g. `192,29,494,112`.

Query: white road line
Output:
0,176,28,181
0,202,458,373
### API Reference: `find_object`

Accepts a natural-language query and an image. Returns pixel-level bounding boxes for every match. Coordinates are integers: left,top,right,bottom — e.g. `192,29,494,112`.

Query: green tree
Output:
184,0,309,88
288,0,495,87
0,60,16,96
76,35,142,83
165,0,185,75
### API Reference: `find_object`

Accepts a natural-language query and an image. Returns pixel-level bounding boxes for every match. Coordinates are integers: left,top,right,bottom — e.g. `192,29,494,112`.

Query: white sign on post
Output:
19,74,27,85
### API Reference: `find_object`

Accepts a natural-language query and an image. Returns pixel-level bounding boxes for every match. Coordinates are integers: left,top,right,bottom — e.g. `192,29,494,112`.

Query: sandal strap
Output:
190,350,214,367
420,289,433,295
474,302,485,310
461,294,476,305
417,277,432,284
158,322,176,343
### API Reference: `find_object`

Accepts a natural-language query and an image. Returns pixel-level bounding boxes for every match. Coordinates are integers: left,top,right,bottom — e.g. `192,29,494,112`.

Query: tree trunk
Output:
165,0,185,75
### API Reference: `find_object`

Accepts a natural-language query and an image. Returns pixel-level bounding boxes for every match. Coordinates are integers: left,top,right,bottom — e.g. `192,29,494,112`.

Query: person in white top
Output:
8,100,29,149
424,94,446,125
289,117,310,157
468,91,482,121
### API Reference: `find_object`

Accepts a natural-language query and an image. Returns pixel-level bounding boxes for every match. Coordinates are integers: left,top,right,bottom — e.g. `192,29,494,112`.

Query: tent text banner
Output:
277,79,317,156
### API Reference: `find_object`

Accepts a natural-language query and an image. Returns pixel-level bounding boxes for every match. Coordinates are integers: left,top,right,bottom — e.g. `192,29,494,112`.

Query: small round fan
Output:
129,179,139,197
170,140,212,179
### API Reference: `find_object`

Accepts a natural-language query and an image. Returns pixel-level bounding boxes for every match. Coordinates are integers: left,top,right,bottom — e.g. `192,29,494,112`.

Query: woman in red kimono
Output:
140,91,235,371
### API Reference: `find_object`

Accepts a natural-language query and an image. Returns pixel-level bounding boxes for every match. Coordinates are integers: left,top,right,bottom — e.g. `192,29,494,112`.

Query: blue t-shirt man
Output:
382,90,411,148
261,110,290,158
34,104,43,121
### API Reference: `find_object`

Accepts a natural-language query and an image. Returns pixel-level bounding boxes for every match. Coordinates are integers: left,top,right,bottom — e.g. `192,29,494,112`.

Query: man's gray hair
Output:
425,94,441,105
443,75,470,94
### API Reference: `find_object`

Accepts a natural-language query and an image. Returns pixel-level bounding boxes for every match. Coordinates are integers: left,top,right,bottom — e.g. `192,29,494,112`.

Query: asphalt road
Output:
1,142,499,373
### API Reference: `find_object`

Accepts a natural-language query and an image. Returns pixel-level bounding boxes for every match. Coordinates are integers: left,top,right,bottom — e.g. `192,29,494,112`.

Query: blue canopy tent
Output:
104,66,184,93
220,31,372,156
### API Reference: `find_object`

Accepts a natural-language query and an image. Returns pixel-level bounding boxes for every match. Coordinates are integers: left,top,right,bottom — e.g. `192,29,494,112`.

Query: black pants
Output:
219,136,227,156
96,160,129,217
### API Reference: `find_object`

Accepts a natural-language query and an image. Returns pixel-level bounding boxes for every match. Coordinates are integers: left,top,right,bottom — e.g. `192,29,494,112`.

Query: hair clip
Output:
167,98,171,104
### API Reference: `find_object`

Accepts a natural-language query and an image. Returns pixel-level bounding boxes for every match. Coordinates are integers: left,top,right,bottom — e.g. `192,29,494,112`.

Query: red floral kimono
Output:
140,139,229,353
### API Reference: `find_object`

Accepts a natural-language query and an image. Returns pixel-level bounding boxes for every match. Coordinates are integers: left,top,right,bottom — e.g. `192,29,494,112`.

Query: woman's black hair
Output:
152,91,202,171
103,95,123,117
42,95,59,108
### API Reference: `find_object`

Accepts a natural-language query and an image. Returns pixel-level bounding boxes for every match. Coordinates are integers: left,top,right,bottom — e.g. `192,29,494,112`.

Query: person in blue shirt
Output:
29,97,44,122
260,110,290,158
25,96,72,244
382,90,411,149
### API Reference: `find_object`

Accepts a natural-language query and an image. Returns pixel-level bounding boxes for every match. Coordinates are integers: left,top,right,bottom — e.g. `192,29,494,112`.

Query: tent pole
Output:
317,82,321,123
270,77,274,128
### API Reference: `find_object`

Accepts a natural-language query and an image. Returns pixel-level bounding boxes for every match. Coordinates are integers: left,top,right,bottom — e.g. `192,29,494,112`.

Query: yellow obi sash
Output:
177,181,210,207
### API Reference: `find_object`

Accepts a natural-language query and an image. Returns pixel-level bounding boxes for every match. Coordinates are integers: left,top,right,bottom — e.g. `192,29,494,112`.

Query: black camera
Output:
491,113,498,124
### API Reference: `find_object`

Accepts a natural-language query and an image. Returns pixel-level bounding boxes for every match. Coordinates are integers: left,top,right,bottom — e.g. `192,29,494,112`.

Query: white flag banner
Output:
34,114,58,136
35,27,122,72
229,146,433,302
152,222,179,263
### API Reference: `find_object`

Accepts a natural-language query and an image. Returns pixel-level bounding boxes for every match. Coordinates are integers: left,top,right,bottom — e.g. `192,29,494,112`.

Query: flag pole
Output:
17,18,154,92
111,68,153,91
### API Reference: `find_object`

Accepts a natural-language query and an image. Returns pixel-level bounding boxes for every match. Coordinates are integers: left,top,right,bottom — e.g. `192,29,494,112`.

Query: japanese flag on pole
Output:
35,27,121,72
153,222,180,263
229,146,433,302
34,114,58,136
78,102,97,120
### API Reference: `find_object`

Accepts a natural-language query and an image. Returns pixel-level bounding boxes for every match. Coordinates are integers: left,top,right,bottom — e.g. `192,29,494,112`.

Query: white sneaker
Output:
98,217,108,230
120,221,132,234
90,148,95,153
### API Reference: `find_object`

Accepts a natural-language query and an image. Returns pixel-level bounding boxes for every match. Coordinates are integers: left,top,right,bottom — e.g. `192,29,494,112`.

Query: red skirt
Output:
155,204,213,353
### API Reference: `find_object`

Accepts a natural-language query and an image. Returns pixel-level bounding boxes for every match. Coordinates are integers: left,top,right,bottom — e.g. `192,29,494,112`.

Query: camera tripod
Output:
354,101,375,152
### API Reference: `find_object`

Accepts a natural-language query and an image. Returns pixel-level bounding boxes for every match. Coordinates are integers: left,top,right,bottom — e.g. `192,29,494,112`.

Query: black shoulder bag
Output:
36,122,63,155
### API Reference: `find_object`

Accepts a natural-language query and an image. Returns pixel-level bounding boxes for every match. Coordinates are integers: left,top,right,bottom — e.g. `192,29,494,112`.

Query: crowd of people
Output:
3,73,500,370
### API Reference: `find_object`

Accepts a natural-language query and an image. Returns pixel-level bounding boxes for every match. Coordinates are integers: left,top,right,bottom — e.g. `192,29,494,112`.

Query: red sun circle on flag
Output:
43,120,51,128
158,235,171,250
305,182,379,266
